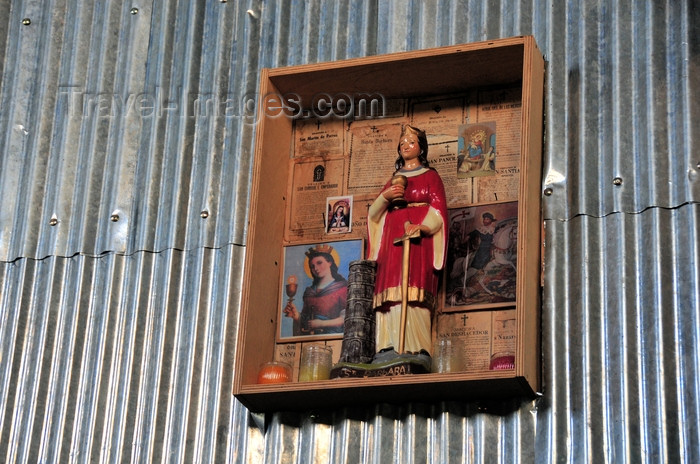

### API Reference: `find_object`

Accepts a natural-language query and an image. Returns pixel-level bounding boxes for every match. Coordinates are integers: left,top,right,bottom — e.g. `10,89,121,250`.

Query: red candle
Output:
257,361,292,384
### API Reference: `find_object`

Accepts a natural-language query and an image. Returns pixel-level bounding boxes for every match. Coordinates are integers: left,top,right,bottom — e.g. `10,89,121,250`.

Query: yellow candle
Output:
298,344,332,381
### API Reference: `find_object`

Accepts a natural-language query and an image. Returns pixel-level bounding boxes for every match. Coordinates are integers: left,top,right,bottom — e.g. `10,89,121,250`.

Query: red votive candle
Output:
257,361,292,384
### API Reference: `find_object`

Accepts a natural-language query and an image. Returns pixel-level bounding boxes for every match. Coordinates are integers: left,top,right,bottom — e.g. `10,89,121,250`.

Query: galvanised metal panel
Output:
0,0,153,261
543,204,700,463
543,0,699,220
0,245,245,463
0,0,698,463
0,0,256,262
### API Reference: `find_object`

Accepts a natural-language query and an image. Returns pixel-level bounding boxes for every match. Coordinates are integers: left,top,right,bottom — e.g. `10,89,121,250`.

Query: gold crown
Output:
401,124,424,138
305,244,334,257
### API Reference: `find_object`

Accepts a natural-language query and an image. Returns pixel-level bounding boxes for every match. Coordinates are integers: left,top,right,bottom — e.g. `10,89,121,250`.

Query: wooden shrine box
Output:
233,36,545,413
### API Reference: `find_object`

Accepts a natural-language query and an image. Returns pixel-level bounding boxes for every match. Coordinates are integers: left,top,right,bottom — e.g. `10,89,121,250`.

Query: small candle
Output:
298,344,332,381
431,337,462,373
257,361,292,384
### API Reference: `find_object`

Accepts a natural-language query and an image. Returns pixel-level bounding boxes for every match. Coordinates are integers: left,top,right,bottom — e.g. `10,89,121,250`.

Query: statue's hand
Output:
404,222,426,237
382,184,405,200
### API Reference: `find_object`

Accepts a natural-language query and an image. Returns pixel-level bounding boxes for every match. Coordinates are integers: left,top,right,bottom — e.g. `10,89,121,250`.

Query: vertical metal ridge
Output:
96,254,133,463
5,259,41,464
191,247,235,463
671,203,700,462
129,250,172,464
0,2,10,85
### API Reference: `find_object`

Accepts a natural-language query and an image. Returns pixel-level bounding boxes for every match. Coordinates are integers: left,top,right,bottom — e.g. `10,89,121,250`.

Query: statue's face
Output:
399,133,420,162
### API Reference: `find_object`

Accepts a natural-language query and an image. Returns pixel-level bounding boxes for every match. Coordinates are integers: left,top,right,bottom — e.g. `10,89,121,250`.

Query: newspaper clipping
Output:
435,309,517,372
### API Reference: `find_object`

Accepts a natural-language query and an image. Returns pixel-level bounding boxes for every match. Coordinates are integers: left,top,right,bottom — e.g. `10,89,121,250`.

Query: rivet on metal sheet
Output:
613,177,623,186
201,210,209,219
543,187,553,196
111,214,120,222
49,217,58,226
22,18,31,25
130,8,139,15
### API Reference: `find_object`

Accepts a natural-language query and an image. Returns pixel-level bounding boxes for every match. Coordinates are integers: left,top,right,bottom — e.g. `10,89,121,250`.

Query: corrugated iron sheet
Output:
0,0,697,463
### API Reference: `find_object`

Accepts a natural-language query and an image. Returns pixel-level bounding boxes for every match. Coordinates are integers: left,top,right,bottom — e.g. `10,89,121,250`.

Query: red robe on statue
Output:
367,167,448,313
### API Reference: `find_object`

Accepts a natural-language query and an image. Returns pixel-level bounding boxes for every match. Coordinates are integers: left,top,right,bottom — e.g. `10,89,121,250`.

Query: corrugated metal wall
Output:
0,0,697,462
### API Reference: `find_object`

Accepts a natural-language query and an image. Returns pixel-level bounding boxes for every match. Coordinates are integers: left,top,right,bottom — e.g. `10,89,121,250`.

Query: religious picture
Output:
325,196,352,234
456,122,497,178
443,202,518,310
278,239,364,341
